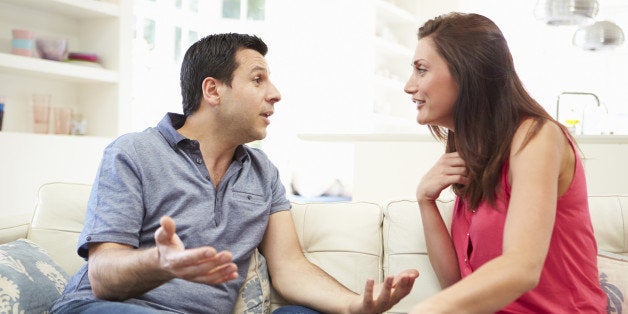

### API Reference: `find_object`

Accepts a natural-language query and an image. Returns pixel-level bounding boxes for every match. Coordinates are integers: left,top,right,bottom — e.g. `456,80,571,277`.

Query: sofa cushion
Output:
233,249,271,314
27,182,92,275
598,250,628,314
0,239,69,313
271,201,383,310
588,196,628,254
383,199,455,313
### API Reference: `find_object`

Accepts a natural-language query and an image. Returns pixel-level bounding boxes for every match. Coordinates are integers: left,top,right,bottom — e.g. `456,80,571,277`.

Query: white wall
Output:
0,133,110,216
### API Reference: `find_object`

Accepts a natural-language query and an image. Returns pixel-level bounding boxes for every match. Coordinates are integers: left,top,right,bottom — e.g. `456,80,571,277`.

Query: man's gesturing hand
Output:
348,269,419,313
154,216,239,285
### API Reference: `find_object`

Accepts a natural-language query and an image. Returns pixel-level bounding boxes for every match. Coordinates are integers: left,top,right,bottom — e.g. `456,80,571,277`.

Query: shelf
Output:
0,131,113,142
0,53,118,84
0,0,119,18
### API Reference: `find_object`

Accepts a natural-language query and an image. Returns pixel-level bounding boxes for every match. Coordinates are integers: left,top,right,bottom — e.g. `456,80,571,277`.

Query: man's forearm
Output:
272,257,358,314
88,246,174,300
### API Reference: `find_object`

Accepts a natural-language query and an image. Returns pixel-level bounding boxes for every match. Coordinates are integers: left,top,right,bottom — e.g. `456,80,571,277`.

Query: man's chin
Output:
249,130,267,142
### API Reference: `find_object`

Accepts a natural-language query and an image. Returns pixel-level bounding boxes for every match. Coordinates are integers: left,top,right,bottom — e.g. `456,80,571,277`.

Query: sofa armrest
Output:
0,212,32,244
26,182,92,275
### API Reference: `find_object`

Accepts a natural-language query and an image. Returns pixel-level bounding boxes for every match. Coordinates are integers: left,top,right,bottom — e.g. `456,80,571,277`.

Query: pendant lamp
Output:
534,0,599,26
573,21,625,50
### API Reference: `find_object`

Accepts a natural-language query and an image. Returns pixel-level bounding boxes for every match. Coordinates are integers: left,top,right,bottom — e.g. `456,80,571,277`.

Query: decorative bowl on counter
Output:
35,38,68,61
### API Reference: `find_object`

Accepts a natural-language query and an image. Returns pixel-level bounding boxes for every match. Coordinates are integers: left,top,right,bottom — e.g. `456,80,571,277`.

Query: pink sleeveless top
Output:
451,134,606,313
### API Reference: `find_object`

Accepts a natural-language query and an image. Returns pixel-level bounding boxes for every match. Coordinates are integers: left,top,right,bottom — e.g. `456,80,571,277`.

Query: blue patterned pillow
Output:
233,249,270,314
0,239,69,313
598,251,627,314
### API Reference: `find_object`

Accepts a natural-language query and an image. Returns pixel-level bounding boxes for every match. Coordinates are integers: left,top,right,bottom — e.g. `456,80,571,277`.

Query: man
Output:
51,33,418,313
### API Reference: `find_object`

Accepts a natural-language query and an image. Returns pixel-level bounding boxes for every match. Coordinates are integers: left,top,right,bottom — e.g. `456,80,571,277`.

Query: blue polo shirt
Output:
51,113,291,313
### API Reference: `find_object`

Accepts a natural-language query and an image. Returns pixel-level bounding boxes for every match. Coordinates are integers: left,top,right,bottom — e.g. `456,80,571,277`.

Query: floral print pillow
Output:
0,239,69,313
233,249,270,314
598,251,627,314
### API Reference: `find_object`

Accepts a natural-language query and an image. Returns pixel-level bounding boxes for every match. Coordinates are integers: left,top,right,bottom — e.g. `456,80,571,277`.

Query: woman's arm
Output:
411,120,571,313
416,152,468,288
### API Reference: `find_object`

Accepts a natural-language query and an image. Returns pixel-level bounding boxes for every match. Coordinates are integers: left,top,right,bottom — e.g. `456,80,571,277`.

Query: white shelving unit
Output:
0,0,133,217
0,0,132,137
371,0,422,132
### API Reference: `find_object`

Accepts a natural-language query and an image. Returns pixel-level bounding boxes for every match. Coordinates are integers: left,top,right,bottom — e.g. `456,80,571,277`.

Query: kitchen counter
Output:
297,132,628,202
298,133,628,144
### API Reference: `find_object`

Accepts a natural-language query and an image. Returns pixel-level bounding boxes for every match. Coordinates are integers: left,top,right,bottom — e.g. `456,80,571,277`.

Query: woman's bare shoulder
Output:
511,118,566,156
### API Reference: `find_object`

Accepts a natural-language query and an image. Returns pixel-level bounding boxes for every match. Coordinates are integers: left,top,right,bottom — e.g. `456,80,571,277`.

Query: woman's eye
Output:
417,68,427,75
254,77,261,84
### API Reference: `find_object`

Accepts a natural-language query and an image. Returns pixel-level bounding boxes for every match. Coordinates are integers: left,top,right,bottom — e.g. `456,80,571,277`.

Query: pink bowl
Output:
12,29,34,39
35,38,68,61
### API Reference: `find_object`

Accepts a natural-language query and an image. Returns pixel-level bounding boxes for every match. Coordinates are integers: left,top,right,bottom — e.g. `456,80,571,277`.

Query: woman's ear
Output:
202,77,221,106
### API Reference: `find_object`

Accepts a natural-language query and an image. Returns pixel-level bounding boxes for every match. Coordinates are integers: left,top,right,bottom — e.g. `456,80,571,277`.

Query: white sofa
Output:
1,182,627,313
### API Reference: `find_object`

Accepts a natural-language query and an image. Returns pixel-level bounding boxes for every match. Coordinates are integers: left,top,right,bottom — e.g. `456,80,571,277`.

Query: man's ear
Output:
202,77,221,106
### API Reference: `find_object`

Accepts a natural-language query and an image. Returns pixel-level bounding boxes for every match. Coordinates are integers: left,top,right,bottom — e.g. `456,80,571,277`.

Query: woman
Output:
404,12,606,313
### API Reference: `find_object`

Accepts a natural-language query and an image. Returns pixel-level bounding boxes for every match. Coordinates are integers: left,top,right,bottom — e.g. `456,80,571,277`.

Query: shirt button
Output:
205,175,211,181
86,236,92,241
196,158,202,164
247,195,252,200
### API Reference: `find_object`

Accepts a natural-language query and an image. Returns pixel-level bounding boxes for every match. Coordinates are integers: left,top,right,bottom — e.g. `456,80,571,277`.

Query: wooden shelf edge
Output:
0,53,118,84
0,0,119,18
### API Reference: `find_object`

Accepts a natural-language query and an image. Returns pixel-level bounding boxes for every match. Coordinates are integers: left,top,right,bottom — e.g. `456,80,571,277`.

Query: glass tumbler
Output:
53,106,73,134
32,94,51,134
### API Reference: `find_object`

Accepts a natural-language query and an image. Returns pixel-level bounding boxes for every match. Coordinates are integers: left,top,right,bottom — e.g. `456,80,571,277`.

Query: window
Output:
247,0,265,20
222,0,240,19
221,0,265,20
131,0,269,132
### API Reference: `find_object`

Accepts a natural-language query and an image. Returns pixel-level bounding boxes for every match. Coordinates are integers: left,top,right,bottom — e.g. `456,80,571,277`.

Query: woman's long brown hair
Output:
419,12,562,210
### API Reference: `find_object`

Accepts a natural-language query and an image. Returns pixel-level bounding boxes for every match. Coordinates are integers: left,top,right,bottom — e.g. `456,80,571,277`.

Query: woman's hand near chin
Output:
416,152,468,204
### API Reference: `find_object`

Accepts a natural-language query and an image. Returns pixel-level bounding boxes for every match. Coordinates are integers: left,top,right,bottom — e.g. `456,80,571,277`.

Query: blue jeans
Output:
52,300,172,314
56,300,320,314
273,305,321,314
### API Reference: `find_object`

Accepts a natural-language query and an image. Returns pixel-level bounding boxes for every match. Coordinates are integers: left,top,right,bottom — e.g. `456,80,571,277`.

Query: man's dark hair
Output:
180,33,268,116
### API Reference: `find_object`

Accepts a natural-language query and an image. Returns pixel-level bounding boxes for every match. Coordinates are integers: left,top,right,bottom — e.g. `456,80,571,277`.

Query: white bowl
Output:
35,38,68,61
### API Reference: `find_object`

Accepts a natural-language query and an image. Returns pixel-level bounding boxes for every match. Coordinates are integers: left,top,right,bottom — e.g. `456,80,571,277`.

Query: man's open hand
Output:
348,269,419,314
155,216,239,284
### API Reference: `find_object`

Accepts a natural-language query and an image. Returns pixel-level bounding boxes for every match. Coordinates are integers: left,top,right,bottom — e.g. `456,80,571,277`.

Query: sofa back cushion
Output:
271,201,383,310
384,196,628,313
382,199,454,313
588,196,628,256
26,182,92,275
